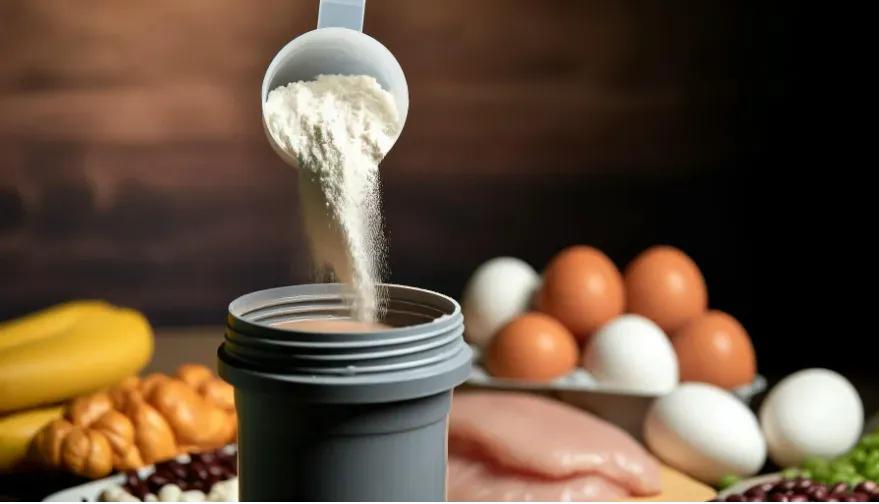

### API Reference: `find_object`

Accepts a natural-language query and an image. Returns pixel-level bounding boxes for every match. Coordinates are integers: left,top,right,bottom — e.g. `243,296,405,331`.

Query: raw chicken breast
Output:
449,392,662,497
448,455,627,502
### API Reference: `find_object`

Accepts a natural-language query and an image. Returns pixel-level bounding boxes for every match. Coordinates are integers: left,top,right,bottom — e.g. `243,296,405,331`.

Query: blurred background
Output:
0,1,818,374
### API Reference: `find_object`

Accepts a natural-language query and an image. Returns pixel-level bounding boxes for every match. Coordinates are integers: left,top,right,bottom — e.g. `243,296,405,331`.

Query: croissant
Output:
177,364,215,389
174,366,237,446
107,376,142,411
145,378,230,449
32,419,113,479
123,397,177,465
59,425,114,479
67,393,114,427
92,409,144,470
140,373,170,398
30,364,236,479
200,379,235,411
32,418,72,470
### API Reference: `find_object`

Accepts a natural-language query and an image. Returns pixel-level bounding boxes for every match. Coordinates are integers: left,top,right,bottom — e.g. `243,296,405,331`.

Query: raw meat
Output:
448,392,662,500
448,455,627,502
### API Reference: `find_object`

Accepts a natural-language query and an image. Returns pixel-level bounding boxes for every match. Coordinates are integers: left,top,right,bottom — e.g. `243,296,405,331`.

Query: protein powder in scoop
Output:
264,75,400,323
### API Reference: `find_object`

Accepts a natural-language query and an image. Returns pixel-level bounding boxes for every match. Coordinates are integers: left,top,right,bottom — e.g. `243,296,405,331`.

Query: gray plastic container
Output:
217,284,472,502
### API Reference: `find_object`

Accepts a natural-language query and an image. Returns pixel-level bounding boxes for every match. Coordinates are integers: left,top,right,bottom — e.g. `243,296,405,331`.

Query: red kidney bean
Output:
769,493,790,502
775,481,799,493
813,489,831,501
208,473,223,489
167,461,188,480
190,479,208,493
147,474,170,494
857,483,879,494
794,479,814,492
841,494,861,502
155,468,176,482
124,471,140,490
118,447,238,501
832,484,852,495
745,489,766,500
758,484,776,493
191,461,210,481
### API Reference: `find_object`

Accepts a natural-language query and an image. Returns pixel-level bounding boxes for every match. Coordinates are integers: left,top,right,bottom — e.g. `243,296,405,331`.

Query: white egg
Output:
644,382,766,485
461,257,540,348
582,314,678,394
759,368,863,467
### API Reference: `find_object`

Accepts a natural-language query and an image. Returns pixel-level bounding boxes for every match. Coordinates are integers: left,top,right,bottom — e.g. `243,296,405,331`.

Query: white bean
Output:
136,478,241,502
101,485,140,502
207,478,238,502
118,493,142,502
206,483,225,502
224,478,238,495
208,485,231,502
99,486,124,501
180,490,206,502
157,483,183,502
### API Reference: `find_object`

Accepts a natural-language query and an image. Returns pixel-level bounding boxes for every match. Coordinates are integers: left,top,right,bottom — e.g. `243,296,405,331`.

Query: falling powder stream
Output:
264,74,400,322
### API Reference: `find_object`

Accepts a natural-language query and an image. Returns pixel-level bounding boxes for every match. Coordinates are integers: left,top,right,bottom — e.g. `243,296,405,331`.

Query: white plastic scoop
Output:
261,0,409,167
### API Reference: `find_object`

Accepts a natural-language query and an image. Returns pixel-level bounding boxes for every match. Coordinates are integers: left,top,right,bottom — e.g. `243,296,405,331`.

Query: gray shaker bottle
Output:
217,283,473,502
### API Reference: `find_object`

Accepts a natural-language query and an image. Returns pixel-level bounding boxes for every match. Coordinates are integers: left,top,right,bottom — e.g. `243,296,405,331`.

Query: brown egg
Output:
623,246,708,334
537,246,625,342
484,312,579,382
671,310,756,389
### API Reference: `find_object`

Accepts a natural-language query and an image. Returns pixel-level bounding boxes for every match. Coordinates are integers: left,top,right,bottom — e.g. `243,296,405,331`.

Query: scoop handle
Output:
317,0,366,32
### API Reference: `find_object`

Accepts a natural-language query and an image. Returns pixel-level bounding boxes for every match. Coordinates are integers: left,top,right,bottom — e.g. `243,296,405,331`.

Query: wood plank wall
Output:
0,1,795,345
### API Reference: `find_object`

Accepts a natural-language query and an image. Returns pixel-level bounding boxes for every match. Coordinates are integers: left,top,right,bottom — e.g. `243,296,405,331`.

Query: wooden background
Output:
0,1,805,368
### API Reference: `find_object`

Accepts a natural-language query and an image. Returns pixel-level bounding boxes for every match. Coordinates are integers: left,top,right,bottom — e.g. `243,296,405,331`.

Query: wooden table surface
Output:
144,326,226,375
627,465,716,502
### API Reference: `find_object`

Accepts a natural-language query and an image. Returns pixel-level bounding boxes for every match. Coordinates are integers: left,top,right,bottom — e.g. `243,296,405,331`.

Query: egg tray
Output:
465,346,768,442
42,445,237,502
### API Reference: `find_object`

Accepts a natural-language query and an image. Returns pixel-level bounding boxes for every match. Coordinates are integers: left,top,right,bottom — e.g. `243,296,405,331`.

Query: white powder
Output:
264,75,400,322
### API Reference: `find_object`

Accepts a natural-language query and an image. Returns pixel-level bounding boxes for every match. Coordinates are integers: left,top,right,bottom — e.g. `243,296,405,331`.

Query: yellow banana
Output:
0,308,154,414
0,300,115,352
0,405,65,472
